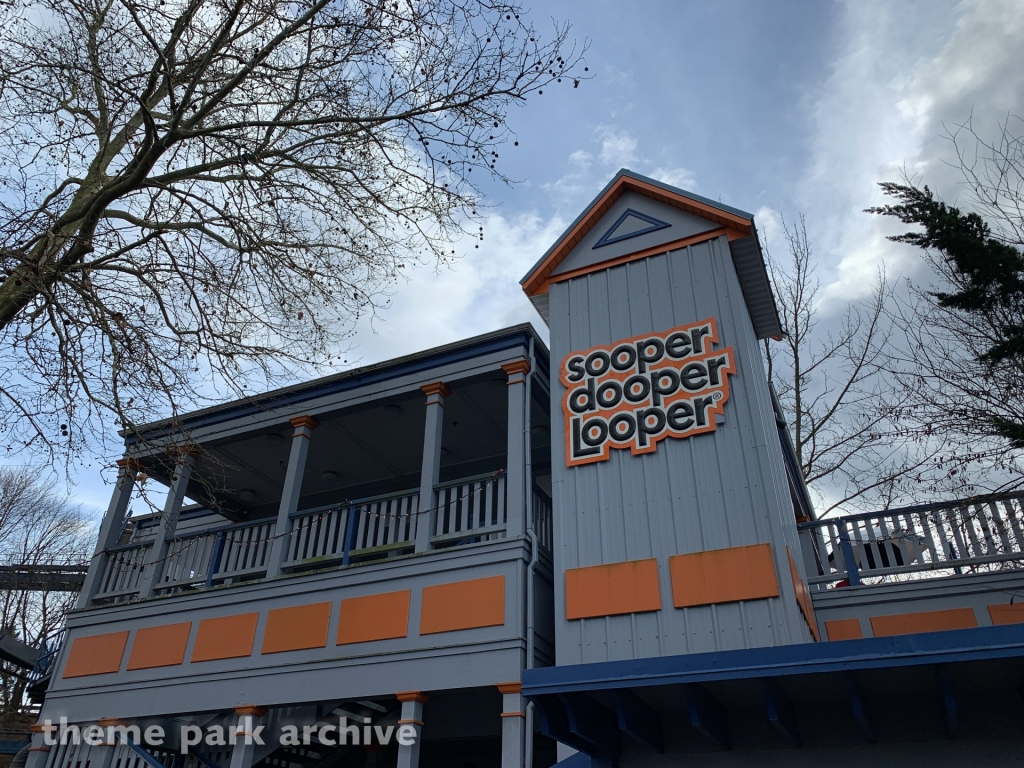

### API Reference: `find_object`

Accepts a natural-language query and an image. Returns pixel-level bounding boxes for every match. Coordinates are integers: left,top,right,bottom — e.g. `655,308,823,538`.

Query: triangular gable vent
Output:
592,208,671,249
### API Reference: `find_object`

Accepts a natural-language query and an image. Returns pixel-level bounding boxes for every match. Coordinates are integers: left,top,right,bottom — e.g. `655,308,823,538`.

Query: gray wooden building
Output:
24,171,1024,768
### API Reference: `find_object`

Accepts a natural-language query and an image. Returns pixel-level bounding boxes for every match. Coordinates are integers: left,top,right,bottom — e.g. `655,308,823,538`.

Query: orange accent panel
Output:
126,622,191,670
786,547,819,642
420,381,452,398
547,228,728,286
337,590,411,645
262,602,332,654
989,603,1024,626
669,543,779,608
565,559,662,620
521,174,753,297
870,608,978,637
191,613,259,662
419,576,505,635
825,618,864,641
62,631,130,678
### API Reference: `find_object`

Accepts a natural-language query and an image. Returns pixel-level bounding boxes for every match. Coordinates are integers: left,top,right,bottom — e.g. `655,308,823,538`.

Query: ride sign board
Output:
560,318,736,467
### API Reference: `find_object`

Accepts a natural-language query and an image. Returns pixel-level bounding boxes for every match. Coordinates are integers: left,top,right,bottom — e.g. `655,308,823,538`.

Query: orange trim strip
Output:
289,415,320,430
191,613,259,662
565,559,662,620
421,381,452,398
501,712,526,718
419,575,506,635
496,682,523,694
501,360,532,376
235,705,268,716
337,590,411,645
62,631,130,678
396,691,429,704
547,228,729,287
669,544,779,608
398,719,424,726
824,618,863,641
126,622,192,670
786,547,819,642
870,608,978,637
262,602,332,654
988,603,1024,626
521,175,753,297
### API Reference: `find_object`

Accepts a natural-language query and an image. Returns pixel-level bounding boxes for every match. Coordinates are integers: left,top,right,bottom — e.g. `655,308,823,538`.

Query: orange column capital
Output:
396,690,430,704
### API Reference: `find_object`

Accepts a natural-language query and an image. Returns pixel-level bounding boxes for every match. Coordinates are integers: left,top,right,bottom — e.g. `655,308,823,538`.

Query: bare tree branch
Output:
0,0,589,462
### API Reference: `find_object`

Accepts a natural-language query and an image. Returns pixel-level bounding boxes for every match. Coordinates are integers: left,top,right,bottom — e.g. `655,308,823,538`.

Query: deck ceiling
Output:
143,373,550,521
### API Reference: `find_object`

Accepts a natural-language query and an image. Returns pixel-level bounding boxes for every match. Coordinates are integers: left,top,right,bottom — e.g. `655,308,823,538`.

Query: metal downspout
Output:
524,336,538,768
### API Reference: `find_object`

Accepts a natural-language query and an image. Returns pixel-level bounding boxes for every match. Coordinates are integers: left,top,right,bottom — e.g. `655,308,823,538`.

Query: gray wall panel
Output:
810,569,1024,640
550,235,813,666
43,540,532,722
551,191,719,277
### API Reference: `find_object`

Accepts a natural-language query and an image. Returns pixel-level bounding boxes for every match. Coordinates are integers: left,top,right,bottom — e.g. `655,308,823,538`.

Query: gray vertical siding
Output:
549,235,812,665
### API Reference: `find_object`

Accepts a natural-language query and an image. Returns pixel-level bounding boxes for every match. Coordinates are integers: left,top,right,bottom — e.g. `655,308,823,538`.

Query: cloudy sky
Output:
60,0,1024,515
349,0,1024,353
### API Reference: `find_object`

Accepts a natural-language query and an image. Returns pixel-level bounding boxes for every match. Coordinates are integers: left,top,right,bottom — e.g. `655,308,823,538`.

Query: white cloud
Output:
792,0,1024,312
754,205,785,257
597,127,639,167
650,166,697,190
568,149,592,168
342,211,566,365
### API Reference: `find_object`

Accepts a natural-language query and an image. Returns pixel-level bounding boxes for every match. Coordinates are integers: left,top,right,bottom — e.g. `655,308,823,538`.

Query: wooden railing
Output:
285,488,419,568
432,472,507,546
93,541,151,600
798,492,1024,587
158,519,277,592
91,472,524,603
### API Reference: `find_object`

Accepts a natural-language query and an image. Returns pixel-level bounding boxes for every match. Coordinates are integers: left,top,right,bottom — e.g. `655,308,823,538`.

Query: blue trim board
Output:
522,624,1024,696
592,208,671,249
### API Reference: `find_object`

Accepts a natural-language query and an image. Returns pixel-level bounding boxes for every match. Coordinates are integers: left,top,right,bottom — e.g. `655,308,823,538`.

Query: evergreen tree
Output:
869,182,1024,448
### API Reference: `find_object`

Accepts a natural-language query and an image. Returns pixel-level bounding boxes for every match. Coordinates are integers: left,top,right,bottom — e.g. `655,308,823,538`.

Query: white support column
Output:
395,691,428,768
228,707,267,768
497,682,526,768
266,416,319,578
415,383,449,553
503,361,531,538
77,458,139,608
138,451,195,598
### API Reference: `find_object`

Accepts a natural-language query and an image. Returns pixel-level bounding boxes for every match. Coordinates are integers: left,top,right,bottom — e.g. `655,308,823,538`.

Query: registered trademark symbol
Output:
713,391,723,401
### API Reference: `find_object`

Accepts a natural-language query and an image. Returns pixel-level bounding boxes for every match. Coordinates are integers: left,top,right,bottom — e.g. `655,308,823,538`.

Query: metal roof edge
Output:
519,171,627,287
521,623,1024,695
125,323,550,443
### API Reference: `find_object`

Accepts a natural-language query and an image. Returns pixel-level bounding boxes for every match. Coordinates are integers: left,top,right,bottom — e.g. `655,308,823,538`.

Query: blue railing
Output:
28,625,65,684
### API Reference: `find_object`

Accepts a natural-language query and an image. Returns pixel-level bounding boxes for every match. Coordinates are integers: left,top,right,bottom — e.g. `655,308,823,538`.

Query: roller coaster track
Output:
0,564,87,592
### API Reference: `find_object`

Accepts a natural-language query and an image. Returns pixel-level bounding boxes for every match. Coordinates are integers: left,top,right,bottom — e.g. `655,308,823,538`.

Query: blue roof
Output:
522,623,1024,695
